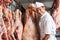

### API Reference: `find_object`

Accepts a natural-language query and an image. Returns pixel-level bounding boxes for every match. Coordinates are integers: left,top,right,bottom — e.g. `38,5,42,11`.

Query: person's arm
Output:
43,18,52,40
42,34,50,40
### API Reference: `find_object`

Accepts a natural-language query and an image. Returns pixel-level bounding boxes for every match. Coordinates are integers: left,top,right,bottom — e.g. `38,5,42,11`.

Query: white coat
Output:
39,11,57,40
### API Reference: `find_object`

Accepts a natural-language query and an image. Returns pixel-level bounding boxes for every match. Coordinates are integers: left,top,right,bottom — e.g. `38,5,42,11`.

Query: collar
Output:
40,11,47,19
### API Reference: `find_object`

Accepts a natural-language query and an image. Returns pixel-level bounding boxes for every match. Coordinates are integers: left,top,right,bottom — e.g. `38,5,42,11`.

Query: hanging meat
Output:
14,9,23,40
23,3,40,40
51,0,60,32
0,5,8,40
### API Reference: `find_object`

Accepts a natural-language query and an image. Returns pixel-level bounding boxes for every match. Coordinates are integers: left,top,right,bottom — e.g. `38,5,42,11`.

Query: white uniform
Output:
39,11,57,40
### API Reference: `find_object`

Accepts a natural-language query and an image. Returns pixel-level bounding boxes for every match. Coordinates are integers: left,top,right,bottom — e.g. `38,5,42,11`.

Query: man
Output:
35,2,57,40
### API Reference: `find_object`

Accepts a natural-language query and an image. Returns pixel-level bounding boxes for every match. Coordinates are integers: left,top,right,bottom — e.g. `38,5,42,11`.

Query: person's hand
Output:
42,37,48,40
42,34,50,40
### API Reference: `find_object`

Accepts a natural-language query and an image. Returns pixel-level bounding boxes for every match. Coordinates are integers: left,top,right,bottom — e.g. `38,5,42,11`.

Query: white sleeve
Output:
44,20,52,34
